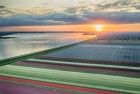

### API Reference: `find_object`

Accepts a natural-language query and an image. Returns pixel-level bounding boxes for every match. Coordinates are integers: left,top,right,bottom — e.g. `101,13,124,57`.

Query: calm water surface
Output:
0,33,92,60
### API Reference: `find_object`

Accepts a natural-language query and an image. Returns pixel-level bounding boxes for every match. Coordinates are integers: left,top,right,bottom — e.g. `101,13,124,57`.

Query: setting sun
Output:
94,24,104,32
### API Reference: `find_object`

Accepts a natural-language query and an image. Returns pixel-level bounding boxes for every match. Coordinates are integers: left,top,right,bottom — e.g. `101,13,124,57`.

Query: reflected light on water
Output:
0,33,93,60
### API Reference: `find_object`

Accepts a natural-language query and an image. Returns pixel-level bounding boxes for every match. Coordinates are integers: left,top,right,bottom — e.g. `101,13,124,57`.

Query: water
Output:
45,44,140,63
0,33,92,60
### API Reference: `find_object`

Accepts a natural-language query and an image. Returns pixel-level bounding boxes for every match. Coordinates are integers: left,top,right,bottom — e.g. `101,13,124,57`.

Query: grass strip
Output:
27,59,140,71
0,65,140,94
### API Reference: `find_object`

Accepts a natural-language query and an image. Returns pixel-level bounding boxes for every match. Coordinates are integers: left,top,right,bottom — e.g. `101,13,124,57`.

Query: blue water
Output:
46,44,140,63
0,33,92,60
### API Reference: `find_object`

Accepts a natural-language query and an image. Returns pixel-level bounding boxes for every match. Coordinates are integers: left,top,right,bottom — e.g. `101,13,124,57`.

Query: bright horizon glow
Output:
94,24,104,32
0,23,140,32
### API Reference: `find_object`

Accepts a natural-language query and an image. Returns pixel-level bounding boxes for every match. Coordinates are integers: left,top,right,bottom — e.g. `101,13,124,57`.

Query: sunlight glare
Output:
94,24,104,32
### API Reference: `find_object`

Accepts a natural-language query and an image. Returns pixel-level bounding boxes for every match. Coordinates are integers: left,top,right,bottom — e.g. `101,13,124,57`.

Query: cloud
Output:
132,4,140,10
83,12,140,23
0,0,139,17
0,0,140,26
0,5,15,17
0,5,6,9
38,13,86,23
95,0,140,12
0,12,140,27
0,14,71,26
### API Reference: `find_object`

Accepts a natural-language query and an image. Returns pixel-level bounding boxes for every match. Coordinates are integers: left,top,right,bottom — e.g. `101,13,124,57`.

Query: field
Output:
0,37,140,94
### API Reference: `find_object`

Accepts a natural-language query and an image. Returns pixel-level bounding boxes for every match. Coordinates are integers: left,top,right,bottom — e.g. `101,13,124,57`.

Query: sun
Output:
94,24,104,32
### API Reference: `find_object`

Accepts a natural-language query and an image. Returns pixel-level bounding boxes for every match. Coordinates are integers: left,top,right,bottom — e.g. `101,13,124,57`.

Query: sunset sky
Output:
0,0,140,32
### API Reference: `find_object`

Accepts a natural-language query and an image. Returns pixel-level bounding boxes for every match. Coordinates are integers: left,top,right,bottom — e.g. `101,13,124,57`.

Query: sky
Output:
0,0,140,32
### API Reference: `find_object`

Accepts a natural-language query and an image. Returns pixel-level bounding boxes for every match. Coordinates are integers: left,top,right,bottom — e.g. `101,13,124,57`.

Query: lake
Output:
0,33,92,60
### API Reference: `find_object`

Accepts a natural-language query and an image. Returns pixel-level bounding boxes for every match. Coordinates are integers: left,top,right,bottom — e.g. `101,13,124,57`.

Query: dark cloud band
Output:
0,12,140,26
